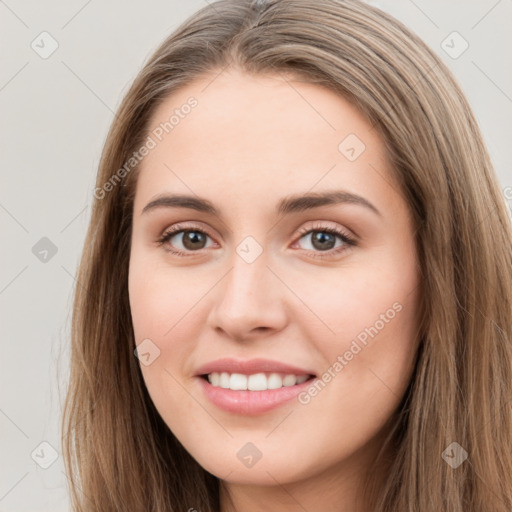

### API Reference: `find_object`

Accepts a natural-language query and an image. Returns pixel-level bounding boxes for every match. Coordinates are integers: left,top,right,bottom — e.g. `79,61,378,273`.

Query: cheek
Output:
294,248,421,425
128,259,202,436
128,253,211,401
293,245,420,356
128,254,207,342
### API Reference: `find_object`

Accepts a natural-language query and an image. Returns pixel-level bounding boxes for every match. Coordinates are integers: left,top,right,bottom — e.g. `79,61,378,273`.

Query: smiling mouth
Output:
199,371,316,391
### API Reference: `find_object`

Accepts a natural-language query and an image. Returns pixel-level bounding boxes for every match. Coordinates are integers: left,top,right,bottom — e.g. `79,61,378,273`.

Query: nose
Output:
206,245,288,342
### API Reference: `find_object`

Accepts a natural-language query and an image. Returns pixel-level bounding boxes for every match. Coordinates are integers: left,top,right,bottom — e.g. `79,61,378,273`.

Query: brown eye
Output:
296,228,353,252
293,224,357,260
157,226,214,254
308,231,337,251
179,230,208,250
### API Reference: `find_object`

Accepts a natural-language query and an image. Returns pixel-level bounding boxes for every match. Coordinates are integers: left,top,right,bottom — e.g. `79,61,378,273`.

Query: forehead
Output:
134,68,393,213
147,68,377,155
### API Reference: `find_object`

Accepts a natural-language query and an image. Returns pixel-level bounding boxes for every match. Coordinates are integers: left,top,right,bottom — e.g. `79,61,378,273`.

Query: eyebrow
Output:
141,190,381,217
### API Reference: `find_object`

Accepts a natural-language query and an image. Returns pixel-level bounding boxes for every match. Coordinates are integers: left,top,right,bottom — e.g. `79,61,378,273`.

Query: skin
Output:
128,68,422,511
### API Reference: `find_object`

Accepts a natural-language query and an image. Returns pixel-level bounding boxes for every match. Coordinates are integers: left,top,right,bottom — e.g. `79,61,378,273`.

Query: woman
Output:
62,0,512,510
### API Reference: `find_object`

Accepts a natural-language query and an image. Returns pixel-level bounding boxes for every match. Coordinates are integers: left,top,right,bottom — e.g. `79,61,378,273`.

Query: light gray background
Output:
1,1,511,510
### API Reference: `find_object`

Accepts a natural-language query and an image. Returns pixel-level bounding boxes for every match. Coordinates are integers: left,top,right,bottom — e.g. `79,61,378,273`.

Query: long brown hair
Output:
61,0,512,510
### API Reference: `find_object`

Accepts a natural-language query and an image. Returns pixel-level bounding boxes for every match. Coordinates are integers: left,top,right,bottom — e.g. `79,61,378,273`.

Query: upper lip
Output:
195,358,316,377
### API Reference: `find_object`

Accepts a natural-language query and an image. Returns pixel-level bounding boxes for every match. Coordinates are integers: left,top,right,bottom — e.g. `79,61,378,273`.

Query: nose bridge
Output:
208,237,287,339
223,241,272,311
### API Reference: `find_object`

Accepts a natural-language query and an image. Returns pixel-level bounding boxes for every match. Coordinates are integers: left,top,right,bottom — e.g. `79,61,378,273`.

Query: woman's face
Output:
128,68,422,490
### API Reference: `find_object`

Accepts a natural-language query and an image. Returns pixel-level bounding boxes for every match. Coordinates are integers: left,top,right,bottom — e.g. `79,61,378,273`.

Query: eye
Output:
293,223,357,259
156,223,215,255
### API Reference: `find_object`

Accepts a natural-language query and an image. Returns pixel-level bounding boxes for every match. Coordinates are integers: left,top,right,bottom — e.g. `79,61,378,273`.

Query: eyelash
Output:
156,222,357,260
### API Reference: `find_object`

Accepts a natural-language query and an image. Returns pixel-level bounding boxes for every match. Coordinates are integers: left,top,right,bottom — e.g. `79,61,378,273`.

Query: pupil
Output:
183,231,205,250
313,232,335,250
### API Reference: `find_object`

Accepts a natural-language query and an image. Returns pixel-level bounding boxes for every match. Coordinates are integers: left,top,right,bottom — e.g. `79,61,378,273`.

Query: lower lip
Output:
197,376,315,415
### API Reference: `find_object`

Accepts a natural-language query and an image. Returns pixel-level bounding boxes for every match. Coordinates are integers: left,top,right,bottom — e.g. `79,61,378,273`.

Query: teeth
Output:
206,372,310,391
296,374,309,384
267,373,283,389
230,373,247,390
219,372,230,389
248,373,267,391
209,372,220,387
283,374,297,386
